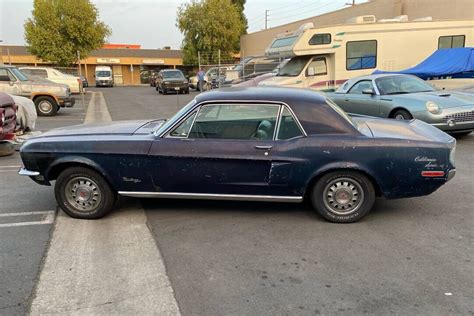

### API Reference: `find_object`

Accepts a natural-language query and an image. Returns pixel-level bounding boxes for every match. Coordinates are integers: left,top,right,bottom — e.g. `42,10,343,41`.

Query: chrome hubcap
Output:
65,177,102,212
323,178,364,215
395,114,405,120
38,101,53,113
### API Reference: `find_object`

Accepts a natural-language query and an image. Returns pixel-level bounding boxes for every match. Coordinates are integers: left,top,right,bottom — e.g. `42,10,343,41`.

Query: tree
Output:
24,0,111,66
177,0,245,65
231,0,247,49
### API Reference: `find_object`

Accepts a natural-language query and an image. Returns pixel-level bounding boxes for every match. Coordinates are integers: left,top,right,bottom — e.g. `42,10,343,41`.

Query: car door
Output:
0,69,20,94
148,102,281,196
338,80,380,116
304,57,329,89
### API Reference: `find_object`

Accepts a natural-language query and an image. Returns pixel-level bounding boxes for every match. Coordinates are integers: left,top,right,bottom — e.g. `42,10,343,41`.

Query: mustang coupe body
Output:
19,87,456,222
326,74,474,136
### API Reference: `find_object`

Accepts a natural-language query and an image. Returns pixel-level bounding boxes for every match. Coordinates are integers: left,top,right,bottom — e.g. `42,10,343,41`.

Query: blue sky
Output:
0,0,367,49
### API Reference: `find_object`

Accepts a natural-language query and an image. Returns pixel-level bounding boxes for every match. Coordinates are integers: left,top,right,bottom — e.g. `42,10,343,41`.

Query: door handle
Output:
255,145,272,150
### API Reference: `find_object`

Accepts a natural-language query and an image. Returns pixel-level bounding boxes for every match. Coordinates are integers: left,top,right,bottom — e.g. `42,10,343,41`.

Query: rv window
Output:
438,35,465,49
271,36,298,48
309,34,331,45
346,40,377,71
306,58,327,77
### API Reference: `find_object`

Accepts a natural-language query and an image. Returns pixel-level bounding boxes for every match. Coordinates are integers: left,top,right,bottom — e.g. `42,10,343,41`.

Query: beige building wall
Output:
241,0,474,57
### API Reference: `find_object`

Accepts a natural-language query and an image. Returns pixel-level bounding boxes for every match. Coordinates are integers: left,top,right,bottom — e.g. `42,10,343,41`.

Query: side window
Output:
306,58,327,77
309,33,331,45
6,70,17,81
346,40,377,70
348,80,374,94
438,35,465,49
0,69,9,81
21,69,32,75
33,69,48,78
189,104,280,140
169,112,196,137
277,107,303,140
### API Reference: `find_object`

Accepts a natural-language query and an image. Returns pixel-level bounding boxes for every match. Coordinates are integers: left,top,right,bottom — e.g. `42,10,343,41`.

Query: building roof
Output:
0,45,182,59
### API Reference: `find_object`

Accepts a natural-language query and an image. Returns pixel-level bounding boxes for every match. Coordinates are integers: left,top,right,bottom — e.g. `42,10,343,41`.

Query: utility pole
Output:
346,0,356,6
77,50,85,110
265,10,269,29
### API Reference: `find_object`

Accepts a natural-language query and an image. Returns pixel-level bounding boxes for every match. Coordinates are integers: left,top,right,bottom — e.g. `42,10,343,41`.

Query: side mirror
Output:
0,75,11,82
362,88,375,95
307,67,315,76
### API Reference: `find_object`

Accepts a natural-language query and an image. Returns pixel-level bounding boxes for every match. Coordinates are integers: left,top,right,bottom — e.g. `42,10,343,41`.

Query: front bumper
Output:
18,168,40,176
163,85,188,93
431,121,474,133
447,169,456,182
96,80,113,86
58,96,75,108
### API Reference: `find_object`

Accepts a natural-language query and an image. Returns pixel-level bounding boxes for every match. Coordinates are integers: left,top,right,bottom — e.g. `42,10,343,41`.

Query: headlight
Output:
426,101,440,114
183,81,188,84
164,81,169,84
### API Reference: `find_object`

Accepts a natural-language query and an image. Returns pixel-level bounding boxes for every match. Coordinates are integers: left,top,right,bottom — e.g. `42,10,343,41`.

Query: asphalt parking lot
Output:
0,86,473,315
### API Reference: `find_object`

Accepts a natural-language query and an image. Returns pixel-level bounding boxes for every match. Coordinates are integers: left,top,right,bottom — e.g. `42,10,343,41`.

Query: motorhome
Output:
95,66,114,87
259,16,474,91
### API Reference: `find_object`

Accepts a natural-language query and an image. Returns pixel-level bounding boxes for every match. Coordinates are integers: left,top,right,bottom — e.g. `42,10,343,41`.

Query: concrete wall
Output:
241,0,474,57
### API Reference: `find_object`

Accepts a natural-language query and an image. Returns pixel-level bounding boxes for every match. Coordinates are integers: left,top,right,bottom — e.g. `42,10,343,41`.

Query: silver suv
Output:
0,65,75,116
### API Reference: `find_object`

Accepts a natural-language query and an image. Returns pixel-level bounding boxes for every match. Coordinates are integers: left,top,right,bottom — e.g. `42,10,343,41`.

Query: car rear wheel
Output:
55,167,116,219
34,96,58,117
311,171,375,223
392,109,412,120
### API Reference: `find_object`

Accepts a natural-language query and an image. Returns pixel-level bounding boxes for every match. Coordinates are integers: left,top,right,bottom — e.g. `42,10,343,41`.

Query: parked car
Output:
189,67,232,91
9,94,37,132
19,87,456,223
0,93,17,156
156,69,189,94
20,67,82,94
0,65,75,116
326,74,474,136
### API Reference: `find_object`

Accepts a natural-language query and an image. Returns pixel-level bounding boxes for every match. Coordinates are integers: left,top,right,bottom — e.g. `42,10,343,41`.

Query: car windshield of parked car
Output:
277,55,311,77
10,68,29,82
156,100,197,135
375,76,435,95
97,71,111,77
163,71,185,79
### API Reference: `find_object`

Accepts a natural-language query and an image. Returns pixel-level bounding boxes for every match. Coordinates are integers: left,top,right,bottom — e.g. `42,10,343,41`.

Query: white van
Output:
95,66,114,87
259,16,474,91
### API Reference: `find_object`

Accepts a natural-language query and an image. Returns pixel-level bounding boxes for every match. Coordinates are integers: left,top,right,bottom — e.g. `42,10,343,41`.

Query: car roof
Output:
161,69,182,72
336,73,408,93
194,87,358,136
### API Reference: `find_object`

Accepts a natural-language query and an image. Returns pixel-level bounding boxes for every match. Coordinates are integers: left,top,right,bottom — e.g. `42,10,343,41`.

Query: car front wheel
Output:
311,171,375,223
392,109,412,120
34,96,58,116
55,166,116,219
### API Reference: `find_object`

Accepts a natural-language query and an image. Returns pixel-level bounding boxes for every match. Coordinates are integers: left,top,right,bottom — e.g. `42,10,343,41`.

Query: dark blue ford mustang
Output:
19,87,456,223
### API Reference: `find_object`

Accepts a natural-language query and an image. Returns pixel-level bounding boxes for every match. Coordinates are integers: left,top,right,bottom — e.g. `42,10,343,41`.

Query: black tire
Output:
0,142,15,157
34,96,58,117
310,171,375,223
453,131,472,138
55,166,116,219
185,88,190,94
391,109,412,120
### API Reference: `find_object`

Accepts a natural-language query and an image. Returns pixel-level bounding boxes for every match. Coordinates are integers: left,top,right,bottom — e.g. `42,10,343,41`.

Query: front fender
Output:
46,155,115,187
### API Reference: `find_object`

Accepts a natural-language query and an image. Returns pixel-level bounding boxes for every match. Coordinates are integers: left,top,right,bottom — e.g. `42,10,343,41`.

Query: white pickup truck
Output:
20,67,82,93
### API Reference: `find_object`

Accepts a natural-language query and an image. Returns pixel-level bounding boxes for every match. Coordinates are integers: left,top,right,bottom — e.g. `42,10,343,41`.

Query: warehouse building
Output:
241,0,474,57
0,45,183,85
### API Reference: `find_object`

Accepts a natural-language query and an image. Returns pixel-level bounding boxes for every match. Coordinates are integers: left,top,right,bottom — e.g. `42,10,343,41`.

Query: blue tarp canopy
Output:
373,47,474,80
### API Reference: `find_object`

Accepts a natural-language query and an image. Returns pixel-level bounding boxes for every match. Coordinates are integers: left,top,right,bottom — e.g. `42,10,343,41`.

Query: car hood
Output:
387,91,473,109
353,116,454,144
37,120,165,138
258,75,302,87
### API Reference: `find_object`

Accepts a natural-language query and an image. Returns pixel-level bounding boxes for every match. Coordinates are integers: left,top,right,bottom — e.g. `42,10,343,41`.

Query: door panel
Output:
148,138,276,195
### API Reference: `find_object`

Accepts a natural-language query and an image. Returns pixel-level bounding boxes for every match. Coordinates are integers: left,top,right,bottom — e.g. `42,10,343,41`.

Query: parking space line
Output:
0,165,21,168
0,211,55,217
0,211,55,228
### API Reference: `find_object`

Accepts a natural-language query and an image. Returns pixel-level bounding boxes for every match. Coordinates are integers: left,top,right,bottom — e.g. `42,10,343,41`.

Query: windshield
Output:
96,71,111,77
155,99,196,135
326,98,356,127
375,75,435,95
10,68,30,82
163,71,185,79
277,55,311,77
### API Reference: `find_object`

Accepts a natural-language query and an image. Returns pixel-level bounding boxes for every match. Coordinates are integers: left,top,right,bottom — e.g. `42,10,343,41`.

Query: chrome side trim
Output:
118,191,303,203
18,168,40,177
